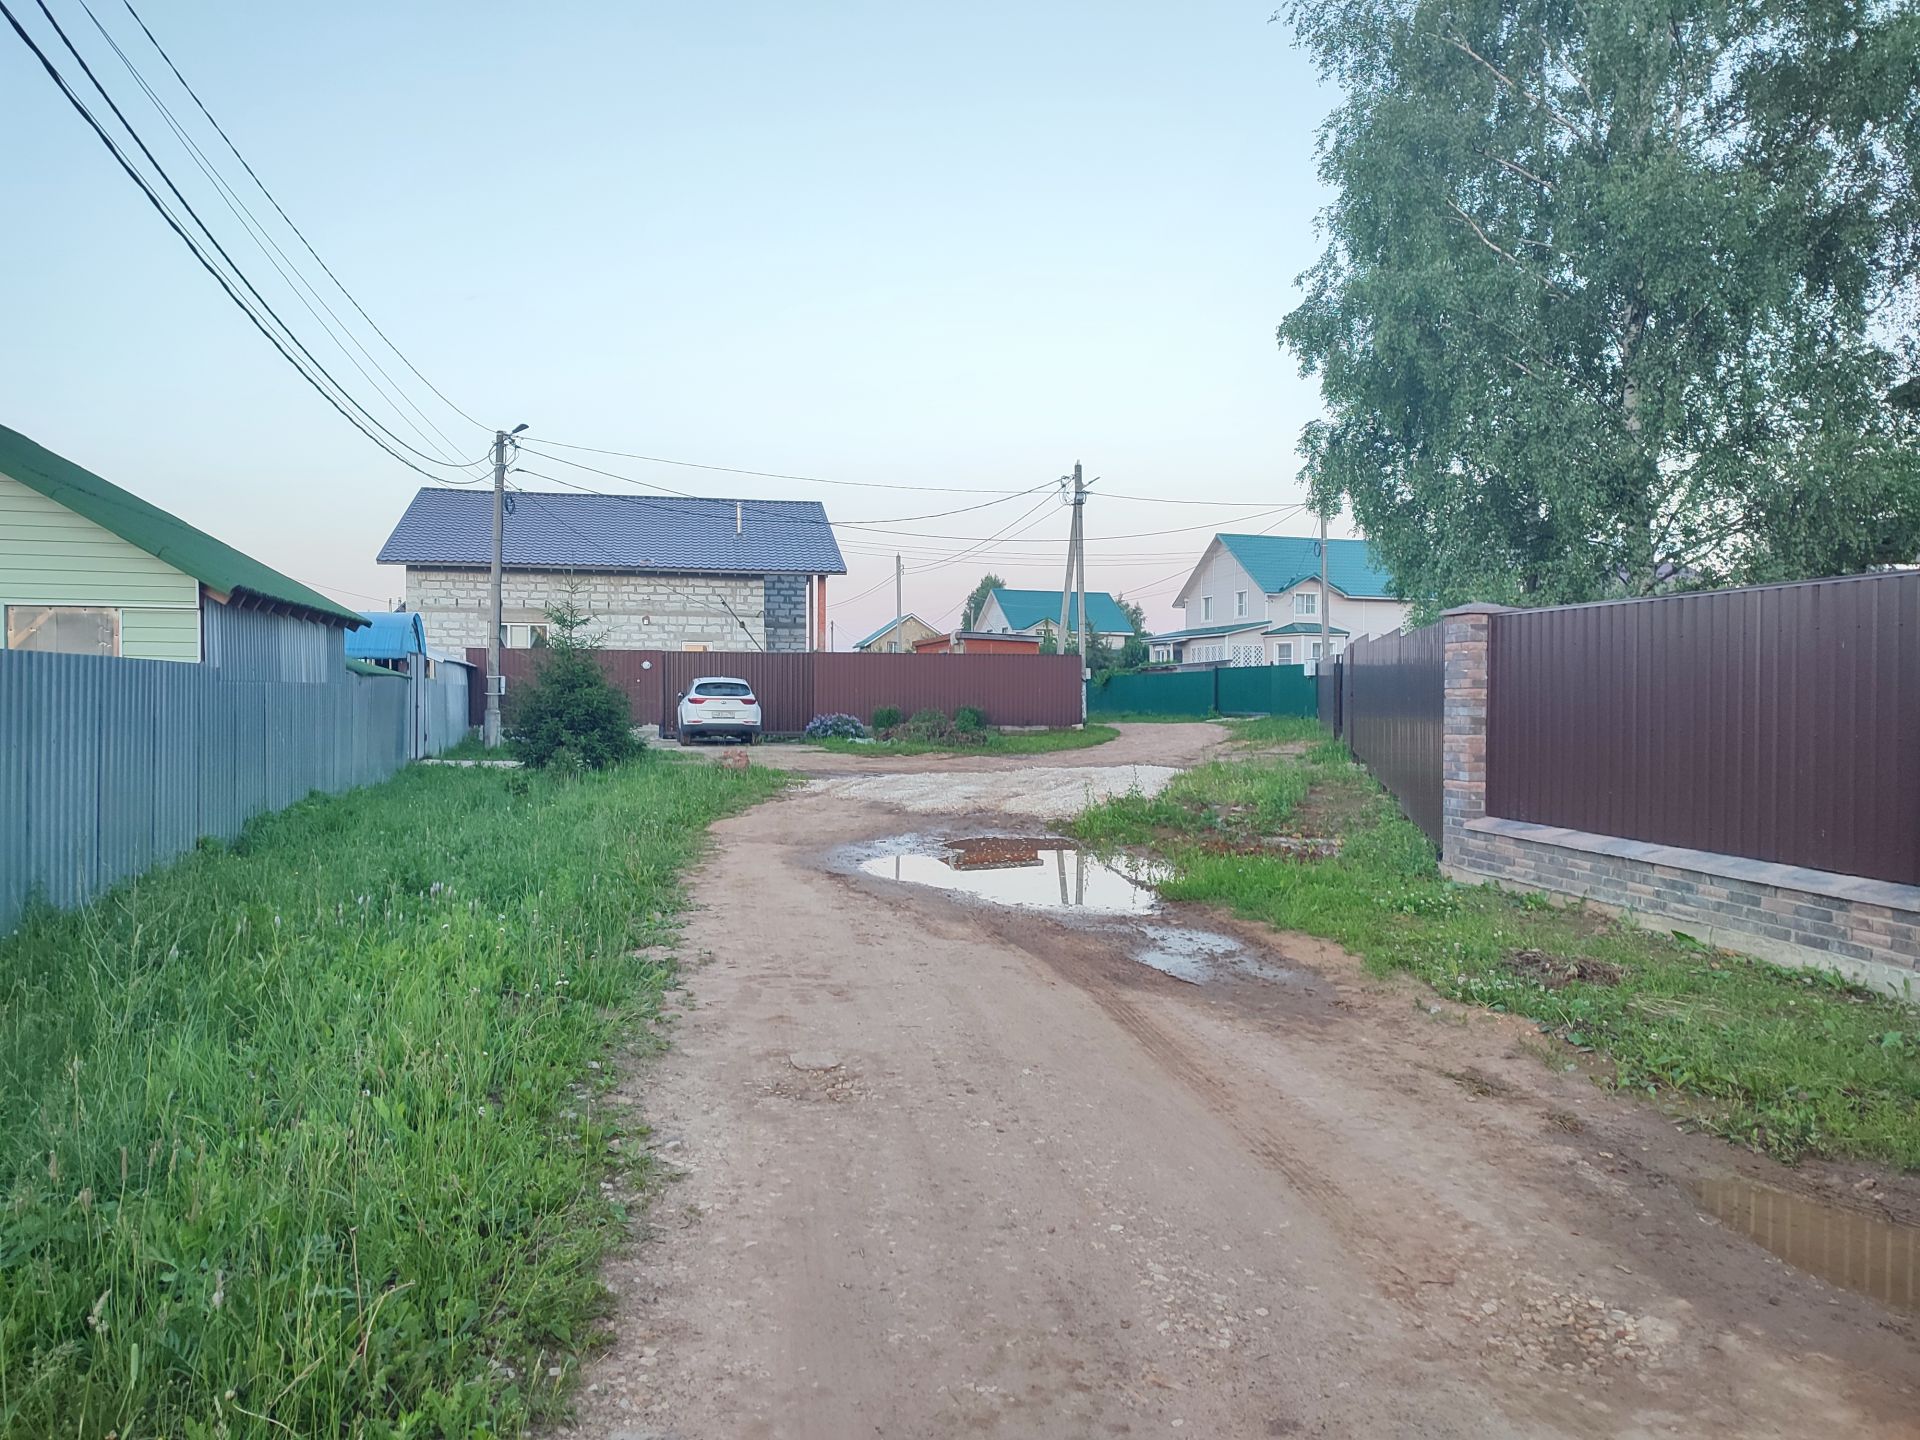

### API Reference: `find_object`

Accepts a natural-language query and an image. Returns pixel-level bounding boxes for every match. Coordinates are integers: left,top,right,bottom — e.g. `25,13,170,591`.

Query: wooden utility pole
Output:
895,553,904,621
484,429,507,747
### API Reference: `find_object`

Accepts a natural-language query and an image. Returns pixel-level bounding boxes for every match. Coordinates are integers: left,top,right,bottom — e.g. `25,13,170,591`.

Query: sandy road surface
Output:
567,726,1917,1439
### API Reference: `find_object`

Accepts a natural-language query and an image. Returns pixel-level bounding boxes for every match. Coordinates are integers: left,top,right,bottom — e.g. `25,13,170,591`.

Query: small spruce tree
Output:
507,597,639,770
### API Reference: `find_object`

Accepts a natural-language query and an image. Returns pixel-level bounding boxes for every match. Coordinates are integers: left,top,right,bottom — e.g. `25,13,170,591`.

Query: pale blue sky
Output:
1,0,1345,639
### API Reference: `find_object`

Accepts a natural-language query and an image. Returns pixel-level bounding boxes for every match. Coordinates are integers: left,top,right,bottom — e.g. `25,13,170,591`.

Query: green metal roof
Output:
345,657,405,677
851,613,934,651
1264,621,1351,636
1149,621,1264,642
1208,534,1396,600
989,587,1134,634
0,423,363,627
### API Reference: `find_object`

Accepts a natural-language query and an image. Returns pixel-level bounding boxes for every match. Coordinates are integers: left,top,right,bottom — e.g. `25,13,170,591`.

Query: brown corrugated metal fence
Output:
1486,572,1920,886
1341,624,1444,847
468,649,1085,737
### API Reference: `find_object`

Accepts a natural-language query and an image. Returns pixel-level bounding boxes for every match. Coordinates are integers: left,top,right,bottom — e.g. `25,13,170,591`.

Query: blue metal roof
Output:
345,611,427,659
376,488,848,575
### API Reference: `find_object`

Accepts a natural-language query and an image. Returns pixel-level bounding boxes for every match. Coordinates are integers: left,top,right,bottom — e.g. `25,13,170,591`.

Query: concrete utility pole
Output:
1058,461,1088,664
895,553,904,621
1319,506,1331,675
1075,474,1089,675
484,429,507,747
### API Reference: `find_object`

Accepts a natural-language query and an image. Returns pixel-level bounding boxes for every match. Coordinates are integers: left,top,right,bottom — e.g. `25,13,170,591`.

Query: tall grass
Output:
0,759,783,1438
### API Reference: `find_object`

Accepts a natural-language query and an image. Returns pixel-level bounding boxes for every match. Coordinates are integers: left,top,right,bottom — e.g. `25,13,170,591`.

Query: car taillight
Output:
741,696,757,706
687,696,706,704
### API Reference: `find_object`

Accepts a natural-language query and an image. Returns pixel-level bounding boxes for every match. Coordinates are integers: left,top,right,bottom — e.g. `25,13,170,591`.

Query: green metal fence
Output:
1086,665,1318,719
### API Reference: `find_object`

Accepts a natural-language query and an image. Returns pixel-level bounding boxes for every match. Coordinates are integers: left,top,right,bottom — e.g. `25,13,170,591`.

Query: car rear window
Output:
693,681,753,697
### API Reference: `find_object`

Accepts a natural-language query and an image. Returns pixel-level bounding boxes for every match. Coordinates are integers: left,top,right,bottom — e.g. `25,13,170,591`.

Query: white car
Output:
677,676,763,743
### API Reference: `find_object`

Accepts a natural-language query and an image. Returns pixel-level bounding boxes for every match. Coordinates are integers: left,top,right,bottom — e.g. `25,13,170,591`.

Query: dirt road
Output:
569,725,1918,1439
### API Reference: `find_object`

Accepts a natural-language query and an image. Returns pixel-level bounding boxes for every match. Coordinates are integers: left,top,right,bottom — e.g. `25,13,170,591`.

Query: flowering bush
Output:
804,713,868,740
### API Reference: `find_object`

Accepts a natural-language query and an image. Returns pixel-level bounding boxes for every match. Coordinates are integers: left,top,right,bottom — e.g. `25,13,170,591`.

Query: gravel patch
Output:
804,764,1180,820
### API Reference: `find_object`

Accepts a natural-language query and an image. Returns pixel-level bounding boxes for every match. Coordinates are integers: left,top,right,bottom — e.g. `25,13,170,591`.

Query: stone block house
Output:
376,488,846,653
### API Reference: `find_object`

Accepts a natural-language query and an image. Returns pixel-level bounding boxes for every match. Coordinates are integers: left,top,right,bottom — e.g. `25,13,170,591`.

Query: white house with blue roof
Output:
974,587,1137,650
377,488,847,654
1152,534,1409,667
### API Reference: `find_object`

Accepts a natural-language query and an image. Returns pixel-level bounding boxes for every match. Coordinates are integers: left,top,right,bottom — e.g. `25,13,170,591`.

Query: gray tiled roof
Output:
376,488,847,575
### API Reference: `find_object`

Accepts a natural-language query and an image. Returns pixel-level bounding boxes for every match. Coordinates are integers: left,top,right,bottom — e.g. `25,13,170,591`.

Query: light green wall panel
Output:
0,470,202,660
0,471,200,606
118,607,202,661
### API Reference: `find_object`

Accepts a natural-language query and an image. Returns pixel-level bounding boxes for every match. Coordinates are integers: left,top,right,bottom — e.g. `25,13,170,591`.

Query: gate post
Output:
1441,604,1505,858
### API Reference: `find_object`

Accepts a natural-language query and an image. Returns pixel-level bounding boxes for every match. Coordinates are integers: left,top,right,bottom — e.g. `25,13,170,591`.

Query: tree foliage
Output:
507,598,639,770
960,573,1006,630
1277,0,1920,609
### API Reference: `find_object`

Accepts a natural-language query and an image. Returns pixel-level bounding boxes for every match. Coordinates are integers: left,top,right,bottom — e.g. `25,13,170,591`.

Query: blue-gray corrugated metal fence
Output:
419,660,471,756
0,649,410,931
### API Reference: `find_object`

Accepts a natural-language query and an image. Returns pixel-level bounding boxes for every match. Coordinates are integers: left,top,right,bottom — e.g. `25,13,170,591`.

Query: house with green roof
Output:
1150,534,1407,668
975,587,1137,650
0,423,365,676
851,613,940,653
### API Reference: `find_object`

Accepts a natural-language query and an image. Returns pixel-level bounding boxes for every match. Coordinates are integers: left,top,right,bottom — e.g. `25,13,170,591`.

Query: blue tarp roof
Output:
345,611,427,659
377,488,847,575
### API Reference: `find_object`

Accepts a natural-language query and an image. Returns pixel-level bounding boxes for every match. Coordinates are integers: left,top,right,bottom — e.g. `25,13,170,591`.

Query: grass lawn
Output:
1072,723,1920,1170
805,723,1120,758
0,757,785,1438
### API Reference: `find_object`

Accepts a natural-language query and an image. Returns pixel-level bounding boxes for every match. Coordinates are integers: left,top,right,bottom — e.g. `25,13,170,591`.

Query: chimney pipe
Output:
735,500,743,536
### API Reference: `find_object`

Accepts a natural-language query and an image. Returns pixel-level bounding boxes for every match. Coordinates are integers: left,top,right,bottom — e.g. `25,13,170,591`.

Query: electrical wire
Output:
528,435,1299,507
499,478,767,650
0,0,471,484
29,0,484,471
113,0,491,436
79,0,478,466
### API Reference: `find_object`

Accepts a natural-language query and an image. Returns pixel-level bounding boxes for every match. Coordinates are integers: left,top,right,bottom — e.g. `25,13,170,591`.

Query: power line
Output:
75,0,475,465
26,0,482,472
113,0,491,435
0,0,469,484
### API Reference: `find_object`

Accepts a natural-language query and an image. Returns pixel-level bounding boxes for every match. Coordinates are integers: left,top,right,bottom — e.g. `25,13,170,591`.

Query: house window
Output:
1235,590,1247,618
1276,641,1294,664
887,641,901,653
501,622,549,649
1311,641,1324,660
1293,591,1318,617
5,605,120,656
1201,596,1213,620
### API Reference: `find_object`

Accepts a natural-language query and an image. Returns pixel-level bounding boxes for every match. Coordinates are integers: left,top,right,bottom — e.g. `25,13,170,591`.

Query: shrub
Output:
507,599,640,770
871,705,903,731
804,713,868,740
953,705,988,733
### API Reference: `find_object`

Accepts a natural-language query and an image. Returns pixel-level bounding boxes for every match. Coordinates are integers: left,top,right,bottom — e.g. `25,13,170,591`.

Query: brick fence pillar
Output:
1441,603,1506,856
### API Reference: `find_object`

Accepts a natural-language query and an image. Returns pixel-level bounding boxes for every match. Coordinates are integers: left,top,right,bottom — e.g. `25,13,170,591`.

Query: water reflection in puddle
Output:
859,847,1167,915
1694,1177,1917,1313
1131,927,1293,985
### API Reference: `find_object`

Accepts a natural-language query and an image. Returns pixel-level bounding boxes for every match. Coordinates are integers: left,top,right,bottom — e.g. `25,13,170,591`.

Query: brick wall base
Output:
1446,817,1919,1001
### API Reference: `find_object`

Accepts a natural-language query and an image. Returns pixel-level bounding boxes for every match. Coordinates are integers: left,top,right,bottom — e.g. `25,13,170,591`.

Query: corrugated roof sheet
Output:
345,611,428,659
0,423,364,626
1210,534,1396,600
1264,621,1351,636
377,488,847,575
851,613,934,651
989,588,1134,634
1149,622,1264,642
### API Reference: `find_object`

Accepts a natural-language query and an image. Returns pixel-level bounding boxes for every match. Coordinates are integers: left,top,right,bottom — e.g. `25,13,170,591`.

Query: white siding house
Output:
1153,534,1409,667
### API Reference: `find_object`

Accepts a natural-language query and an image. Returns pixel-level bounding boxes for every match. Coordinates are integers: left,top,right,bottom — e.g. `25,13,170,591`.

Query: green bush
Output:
871,705,903,731
954,705,988,732
507,599,639,770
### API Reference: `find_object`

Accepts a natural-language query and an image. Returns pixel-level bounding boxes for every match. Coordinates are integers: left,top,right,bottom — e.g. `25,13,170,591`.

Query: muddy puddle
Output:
1694,1176,1917,1313
858,845,1167,915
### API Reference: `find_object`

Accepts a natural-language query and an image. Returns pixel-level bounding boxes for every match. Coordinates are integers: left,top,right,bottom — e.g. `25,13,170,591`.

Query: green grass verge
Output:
0,757,785,1438
1071,734,1920,1170
432,731,514,761
805,724,1121,757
